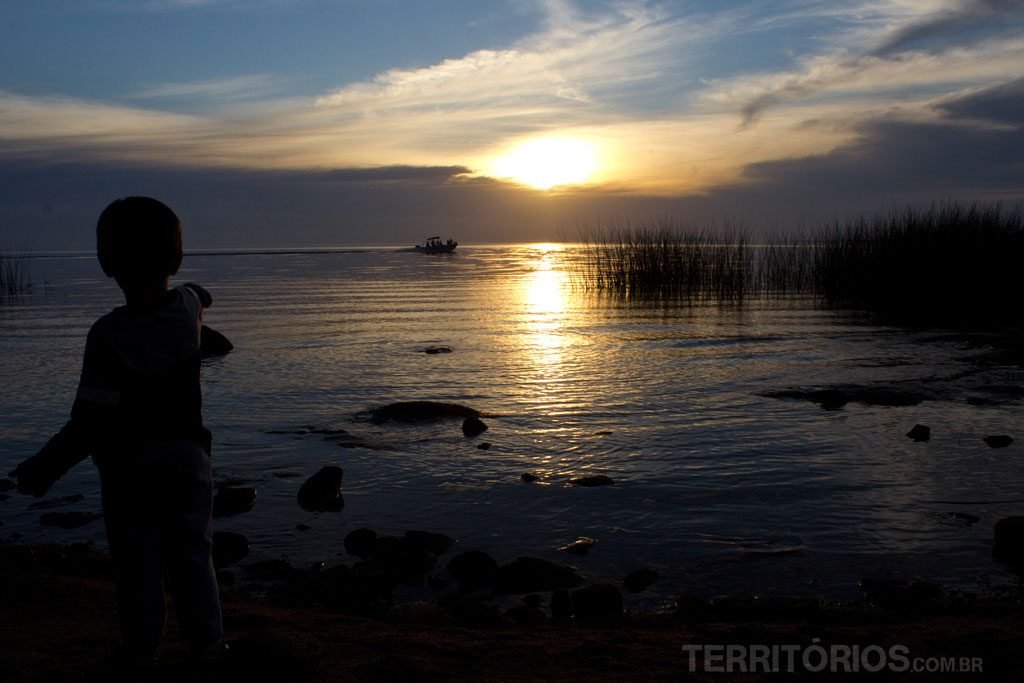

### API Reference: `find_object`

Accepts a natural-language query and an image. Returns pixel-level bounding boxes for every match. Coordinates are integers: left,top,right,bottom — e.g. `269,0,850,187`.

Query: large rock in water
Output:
370,401,480,422
200,325,233,358
462,416,488,437
297,466,344,512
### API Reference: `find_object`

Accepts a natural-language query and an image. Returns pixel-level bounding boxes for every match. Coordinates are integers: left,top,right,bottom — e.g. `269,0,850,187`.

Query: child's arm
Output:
8,421,93,497
9,327,120,497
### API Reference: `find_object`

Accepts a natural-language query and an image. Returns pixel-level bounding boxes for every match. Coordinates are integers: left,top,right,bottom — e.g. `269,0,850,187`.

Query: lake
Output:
2,244,1022,606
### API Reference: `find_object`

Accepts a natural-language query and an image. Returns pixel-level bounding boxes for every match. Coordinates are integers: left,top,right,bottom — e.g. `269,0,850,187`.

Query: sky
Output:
1,0,1022,248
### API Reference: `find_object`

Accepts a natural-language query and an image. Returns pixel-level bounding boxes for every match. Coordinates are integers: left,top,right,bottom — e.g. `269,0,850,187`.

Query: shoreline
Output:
3,543,1023,682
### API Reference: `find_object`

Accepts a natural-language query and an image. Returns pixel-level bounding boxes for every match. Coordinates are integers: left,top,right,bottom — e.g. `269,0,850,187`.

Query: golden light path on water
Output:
520,243,570,365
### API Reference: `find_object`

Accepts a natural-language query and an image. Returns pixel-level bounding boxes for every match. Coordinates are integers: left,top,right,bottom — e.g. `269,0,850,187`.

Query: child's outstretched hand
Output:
9,429,89,497
9,449,65,498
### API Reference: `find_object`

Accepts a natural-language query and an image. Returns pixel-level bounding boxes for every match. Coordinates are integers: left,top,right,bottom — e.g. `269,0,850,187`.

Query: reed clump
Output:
0,247,33,298
571,202,1024,322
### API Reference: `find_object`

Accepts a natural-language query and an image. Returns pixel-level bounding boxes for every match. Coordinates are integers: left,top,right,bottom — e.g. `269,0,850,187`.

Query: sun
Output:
490,136,599,190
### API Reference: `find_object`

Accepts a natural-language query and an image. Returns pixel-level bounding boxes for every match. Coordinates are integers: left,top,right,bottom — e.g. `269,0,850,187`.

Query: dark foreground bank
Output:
2,544,1023,682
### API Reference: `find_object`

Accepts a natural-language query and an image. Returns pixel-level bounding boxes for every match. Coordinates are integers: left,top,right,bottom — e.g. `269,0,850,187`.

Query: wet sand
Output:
2,544,1023,682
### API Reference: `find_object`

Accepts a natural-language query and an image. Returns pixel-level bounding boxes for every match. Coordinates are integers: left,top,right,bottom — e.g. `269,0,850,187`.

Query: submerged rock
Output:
212,531,249,569
983,435,1014,448
558,537,597,556
570,583,624,621
0,479,14,493
763,386,927,411
494,556,583,594
297,466,344,512
422,346,452,354
569,474,615,487
38,511,102,529
477,442,492,450
906,424,931,442
623,567,660,593
199,325,233,358
521,472,539,483
446,550,499,589
370,401,480,422
462,416,488,437
212,487,256,518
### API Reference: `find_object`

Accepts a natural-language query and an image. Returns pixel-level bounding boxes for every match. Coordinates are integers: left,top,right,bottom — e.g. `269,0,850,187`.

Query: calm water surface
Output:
2,244,1022,605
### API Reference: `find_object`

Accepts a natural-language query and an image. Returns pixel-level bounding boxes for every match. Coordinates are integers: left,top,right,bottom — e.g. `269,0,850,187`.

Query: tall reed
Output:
570,202,1024,322
0,247,33,298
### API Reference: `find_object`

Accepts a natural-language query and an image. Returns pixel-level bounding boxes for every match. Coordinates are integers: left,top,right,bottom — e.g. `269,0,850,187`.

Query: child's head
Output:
97,197,183,288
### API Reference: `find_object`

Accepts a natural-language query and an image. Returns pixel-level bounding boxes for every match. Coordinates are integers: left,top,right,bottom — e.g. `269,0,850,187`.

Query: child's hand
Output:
8,450,64,498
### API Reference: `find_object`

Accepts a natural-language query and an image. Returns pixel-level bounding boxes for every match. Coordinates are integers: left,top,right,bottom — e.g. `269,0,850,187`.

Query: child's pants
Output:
96,439,223,655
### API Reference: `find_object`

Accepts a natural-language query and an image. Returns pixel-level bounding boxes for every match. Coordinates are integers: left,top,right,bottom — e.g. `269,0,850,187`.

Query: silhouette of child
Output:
9,197,224,667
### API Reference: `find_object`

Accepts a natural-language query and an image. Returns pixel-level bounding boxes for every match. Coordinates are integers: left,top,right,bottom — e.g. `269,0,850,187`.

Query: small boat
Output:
414,236,457,253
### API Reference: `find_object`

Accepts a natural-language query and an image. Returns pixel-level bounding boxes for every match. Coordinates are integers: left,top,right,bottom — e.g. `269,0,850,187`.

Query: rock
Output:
296,523,312,531
522,594,544,608
213,487,256,518
297,466,344,512
422,346,452,354
38,511,102,529
505,605,547,626
462,416,488,437
906,424,930,442
199,325,234,358
476,442,492,450
570,583,624,621
551,588,570,621
212,531,249,568
494,556,583,594
521,472,538,483
983,435,1014,448
558,537,597,556
362,536,437,583
446,550,498,589
404,530,455,556
245,559,298,581
216,569,235,586
371,401,481,422
569,475,614,487
859,579,944,609
623,567,660,593
993,516,1024,568
344,528,378,557
0,479,14,493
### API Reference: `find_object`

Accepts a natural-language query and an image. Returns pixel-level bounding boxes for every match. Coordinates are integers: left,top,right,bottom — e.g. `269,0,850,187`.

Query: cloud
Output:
130,75,281,101
716,0,1024,126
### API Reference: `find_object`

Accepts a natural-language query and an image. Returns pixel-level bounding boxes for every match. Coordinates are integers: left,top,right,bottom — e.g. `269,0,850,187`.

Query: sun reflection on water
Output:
520,244,571,360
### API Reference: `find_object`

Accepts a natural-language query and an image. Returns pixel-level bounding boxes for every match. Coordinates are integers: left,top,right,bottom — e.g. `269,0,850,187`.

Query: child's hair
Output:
97,197,183,281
